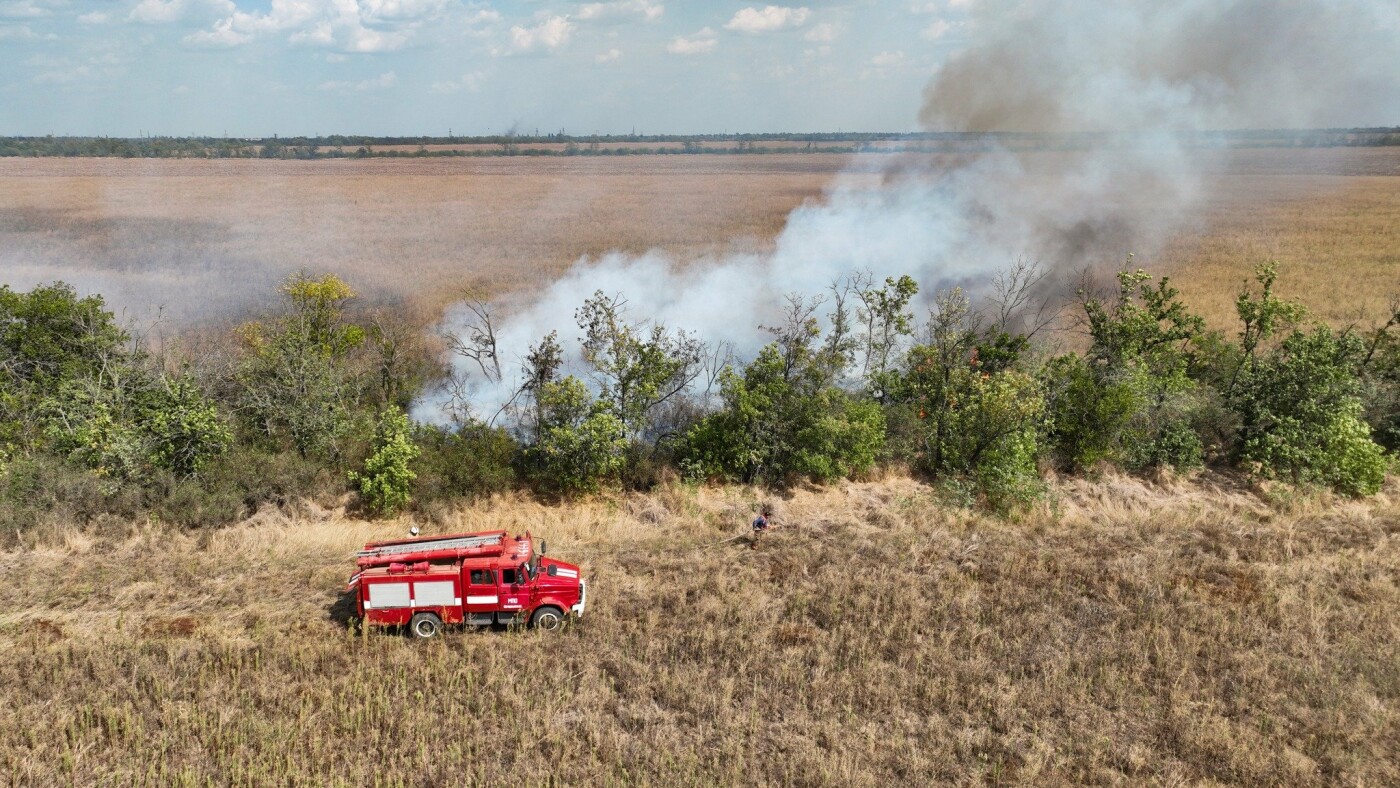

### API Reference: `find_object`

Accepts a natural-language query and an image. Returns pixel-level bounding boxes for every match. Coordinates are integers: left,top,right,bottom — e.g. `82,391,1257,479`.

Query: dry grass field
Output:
0,155,844,326
1,474,1397,785
2,147,1397,329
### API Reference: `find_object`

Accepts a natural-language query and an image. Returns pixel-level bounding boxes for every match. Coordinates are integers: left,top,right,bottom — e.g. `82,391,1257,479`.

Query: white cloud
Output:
129,0,234,25
430,69,487,93
667,27,715,55
0,21,38,38
910,0,973,12
869,50,904,67
595,47,621,63
319,69,397,92
76,11,109,24
291,20,408,53
180,0,433,53
920,19,950,39
183,17,251,47
463,8,500,24
802,21,835,42
508,14,572,53
358,0,445,24
577,1,662,22
28,52,125,84
724,5,808,34
0,1,48,20
34,65,91,83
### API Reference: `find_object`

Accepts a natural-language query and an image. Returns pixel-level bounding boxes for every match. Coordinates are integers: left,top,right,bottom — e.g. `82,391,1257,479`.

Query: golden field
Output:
2,474,1398,785
1,147,1397,329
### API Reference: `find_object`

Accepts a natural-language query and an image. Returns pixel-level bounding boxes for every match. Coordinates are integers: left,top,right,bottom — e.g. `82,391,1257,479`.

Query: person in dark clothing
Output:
750,508,772,547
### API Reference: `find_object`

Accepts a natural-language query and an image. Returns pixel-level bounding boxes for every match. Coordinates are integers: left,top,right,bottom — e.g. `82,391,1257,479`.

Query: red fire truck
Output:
347,529,585,638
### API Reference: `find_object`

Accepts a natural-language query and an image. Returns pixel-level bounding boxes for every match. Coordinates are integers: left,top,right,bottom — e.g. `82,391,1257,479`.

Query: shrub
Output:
526,377,628,496
412,421,518,505
944,370,1045,508
0,453,145,541
38,371,231,482
233,273,369,460
1045,268,1209,473
187,445,343,523
1042,354,1139,470
1231,327,1386,496
350,408,420,517
680,345,885,485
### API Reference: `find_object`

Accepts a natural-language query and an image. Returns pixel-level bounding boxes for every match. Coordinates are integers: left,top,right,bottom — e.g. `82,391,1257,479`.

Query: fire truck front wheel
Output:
530,606,565,632
409,612,443,639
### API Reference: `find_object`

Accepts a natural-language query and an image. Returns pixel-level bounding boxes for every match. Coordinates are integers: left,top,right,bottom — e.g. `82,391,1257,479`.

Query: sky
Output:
0,1,973,136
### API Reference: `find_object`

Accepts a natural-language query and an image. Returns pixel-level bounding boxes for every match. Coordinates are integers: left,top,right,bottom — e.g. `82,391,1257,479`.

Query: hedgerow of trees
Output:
1,262,1396,538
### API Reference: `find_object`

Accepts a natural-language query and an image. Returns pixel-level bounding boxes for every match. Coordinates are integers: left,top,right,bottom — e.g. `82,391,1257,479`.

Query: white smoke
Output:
421,0,1400,424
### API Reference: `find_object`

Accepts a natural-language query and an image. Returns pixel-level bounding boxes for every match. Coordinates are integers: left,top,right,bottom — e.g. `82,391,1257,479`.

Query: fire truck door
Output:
465,569,498,614
497,566,532,616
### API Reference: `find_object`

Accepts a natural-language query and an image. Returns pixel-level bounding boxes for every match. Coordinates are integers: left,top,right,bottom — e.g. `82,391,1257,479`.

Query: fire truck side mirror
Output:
539,540,547,555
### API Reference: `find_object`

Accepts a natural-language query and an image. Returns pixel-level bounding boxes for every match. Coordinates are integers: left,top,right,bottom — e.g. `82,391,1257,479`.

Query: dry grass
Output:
2,148,1397,330
1,474,1397,785
1159,166,1400,329
0,155,848,325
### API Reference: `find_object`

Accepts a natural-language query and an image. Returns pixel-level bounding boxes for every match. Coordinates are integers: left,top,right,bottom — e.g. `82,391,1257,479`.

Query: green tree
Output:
350,408,420,516
0,282,128,394
681,343,885,485
234,273,368,459
1227,262,1307,395
888,287,1045,509
40,370,230,481
528,376,628,495
1358,296,1400,451
575,291,703,437
143,373,233,478
858,274,919,396
1230,327,1386,496
1047,266,1206,472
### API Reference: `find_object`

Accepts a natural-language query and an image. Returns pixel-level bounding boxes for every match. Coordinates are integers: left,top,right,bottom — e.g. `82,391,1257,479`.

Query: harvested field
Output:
2,148,1398,329
1,475,1397,784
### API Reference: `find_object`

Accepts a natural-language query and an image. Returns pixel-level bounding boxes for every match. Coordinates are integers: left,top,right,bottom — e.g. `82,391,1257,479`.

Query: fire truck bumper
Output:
571,579,587,617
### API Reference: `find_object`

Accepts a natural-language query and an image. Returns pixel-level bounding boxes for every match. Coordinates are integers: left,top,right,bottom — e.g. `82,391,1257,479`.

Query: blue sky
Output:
0,1,973,135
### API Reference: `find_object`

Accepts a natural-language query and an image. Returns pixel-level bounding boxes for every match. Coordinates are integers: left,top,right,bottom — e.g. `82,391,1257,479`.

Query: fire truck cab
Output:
348,529,585,638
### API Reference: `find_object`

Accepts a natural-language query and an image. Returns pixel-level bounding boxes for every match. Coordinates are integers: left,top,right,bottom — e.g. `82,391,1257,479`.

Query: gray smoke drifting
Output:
922,0,1400,133
421,0,1400,423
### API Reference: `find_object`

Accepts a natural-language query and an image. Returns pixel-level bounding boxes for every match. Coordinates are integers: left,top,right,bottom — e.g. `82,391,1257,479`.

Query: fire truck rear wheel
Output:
530,606,565,632
409,613,442,639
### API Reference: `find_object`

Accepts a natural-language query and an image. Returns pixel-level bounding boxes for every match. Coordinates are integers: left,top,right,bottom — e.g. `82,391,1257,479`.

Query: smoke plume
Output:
425,0,1400,423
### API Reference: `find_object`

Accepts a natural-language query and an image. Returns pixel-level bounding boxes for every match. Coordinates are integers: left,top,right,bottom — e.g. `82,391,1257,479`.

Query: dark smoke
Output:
920,0,1400,133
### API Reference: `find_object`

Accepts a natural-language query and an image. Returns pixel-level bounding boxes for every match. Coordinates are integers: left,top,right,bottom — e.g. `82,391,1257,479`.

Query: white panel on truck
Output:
367,582,411,610
413,581,457,607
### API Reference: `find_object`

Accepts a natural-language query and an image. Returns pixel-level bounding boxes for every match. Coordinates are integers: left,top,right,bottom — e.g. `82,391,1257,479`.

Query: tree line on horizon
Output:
3,128,1400,160
0,261,1397,538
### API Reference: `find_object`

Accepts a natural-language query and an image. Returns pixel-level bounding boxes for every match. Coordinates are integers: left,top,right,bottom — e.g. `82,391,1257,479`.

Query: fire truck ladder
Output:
355,532,504,561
